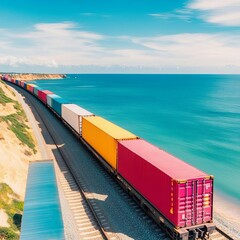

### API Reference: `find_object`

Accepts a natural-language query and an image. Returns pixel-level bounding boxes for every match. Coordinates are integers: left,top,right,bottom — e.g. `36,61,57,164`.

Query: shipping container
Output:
118,139,213,228
26,84,36,93
31,84,37,93
20,81,27,89
82,116,138,169
47,94,61,108
33,86,42,96
51,97,69,116
62,104,94,135
38,90,53,104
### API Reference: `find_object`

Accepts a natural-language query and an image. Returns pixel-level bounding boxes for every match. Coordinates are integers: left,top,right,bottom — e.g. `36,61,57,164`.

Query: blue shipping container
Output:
47,94,61,108
52,97,70,116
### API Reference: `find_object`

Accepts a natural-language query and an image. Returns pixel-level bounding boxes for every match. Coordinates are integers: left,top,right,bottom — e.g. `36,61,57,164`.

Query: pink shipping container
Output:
38,90,53,103
118,139,213,228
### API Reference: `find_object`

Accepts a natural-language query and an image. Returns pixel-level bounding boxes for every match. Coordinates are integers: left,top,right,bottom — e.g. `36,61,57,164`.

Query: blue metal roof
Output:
20,161,64,240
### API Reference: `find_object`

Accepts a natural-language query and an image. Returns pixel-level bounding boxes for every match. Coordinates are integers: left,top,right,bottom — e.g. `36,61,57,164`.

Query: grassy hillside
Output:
0,183,23,240
0,81,36,153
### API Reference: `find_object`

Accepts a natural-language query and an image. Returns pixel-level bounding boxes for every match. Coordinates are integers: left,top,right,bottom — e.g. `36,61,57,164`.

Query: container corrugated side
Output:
118,139,213,228
47,94,61,108
26,83,30,91
23,82,27,89
51,97,69,116
27,84,36,93
82,116,138,169
62,104,94,135
38,90,42,101
41,90,53,104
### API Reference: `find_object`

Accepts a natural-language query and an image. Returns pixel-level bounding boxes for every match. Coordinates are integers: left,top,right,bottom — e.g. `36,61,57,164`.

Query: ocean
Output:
32,74,240,203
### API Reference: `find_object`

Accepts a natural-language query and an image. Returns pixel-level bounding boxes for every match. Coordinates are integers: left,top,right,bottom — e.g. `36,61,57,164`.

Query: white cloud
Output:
189,0,240,10
131,33,240,67
0,22,105,67
188,0,240,26
149,12,190,21
0,22,240,73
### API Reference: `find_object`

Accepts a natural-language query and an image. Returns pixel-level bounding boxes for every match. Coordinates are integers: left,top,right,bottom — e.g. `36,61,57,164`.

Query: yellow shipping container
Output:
82,116,138,169
26,84,31,91
26,84,36,91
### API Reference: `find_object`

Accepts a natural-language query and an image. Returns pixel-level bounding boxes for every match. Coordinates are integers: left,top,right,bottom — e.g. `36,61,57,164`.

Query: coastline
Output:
4,73,66,81
214,192,240,239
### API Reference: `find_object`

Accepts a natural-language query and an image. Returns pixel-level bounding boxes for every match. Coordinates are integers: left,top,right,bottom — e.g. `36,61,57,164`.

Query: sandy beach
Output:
214,193,240,239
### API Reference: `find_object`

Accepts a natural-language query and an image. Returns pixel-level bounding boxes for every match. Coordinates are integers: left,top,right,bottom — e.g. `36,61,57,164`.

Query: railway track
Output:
18,86,113,240
10,82,237,240
210,227,235,240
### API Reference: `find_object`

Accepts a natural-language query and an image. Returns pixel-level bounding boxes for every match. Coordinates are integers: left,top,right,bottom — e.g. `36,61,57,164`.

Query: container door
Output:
178,181,195,227
195,179,213,224
79,116,82,135
178,179,213,227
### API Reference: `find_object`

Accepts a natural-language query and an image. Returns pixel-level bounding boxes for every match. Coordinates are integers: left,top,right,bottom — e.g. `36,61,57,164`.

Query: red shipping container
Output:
118,139,213,228
38,90,53,103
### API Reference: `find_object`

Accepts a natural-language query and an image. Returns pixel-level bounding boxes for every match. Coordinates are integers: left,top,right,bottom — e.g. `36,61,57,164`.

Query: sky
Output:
0,0,240,73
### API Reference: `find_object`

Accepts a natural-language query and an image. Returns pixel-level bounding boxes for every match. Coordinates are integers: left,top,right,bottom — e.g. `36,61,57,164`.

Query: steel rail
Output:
12,83,111,240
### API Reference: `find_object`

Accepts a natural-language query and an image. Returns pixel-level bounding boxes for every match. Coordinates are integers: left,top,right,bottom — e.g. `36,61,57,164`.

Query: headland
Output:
3,73,66,81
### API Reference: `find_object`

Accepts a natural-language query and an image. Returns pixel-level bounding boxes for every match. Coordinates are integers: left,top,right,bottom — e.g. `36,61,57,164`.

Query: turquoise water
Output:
21,161,64,240
32,74,240,202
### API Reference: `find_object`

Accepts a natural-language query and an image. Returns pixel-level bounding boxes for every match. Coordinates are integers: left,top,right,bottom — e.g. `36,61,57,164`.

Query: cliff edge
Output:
8,73,66,81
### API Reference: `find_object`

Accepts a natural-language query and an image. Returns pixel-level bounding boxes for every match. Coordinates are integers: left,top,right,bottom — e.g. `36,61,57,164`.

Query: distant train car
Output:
26,83,36,94
51,97,69,116
47,94,61,108
62,104,94,135
38,90,53,104
33,86,42,97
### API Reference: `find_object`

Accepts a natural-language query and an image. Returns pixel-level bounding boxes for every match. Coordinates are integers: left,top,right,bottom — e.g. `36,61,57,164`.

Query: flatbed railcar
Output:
1,75,216,239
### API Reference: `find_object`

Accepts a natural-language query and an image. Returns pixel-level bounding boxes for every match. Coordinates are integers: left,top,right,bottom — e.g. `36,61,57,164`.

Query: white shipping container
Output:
47,94,61,108
62,104,94,134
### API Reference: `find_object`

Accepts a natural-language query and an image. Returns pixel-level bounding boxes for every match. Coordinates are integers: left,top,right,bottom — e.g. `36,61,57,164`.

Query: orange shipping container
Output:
82,116,138,169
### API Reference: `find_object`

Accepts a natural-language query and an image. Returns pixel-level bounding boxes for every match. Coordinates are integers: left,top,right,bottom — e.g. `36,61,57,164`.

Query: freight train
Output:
1,75,215,240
